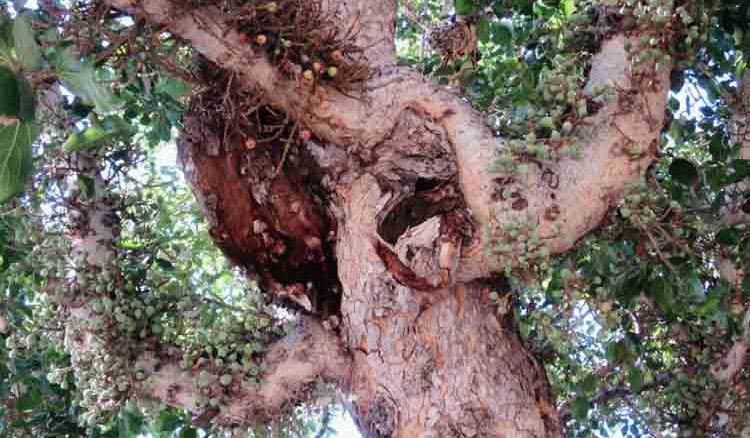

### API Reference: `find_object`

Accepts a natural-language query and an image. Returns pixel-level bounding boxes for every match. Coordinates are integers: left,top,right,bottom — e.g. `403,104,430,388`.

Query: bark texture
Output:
337,175,561,437
99,0,674,436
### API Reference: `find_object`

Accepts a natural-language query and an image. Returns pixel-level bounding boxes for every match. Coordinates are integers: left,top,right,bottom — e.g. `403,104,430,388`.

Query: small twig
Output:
273,119,299,178
633,217,679,279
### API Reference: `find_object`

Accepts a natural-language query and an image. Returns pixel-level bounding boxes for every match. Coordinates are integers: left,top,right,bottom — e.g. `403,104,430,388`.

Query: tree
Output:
0,0,749,436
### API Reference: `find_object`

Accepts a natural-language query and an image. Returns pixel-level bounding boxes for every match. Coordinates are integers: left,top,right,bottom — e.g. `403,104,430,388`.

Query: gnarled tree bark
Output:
98,0,672,436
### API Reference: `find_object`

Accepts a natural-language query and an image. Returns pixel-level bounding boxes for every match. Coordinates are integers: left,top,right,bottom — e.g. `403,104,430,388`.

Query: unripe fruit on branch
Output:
220,374,233,386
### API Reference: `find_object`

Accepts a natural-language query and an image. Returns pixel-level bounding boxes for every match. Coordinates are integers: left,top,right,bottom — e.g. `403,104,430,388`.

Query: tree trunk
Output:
176,88,563,437
337,175,562,437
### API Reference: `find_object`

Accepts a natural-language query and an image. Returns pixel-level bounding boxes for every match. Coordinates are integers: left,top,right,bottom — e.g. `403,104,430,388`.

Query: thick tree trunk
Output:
176,89,563,437
337,175,562,437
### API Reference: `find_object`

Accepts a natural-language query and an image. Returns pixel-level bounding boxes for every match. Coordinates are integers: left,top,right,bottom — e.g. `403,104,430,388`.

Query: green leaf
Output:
477,17,491,43
152,410,181,434
12,13,42,71
716,227,741,245
455,0,476,16
62,116,132,152
0,120,37,202
0,66,20,119
15,71,34,122
117,407,144,438
118,414,130,438
571,396,590,420
115,240,144,250
155,76,189,100
579,373,600,394
492,21,513,46
15,386,41,411
648,276,674,315
560,0,575,17
628,366,644,392
0,68,32,121
76,174,95,199
180,427,198,438
668,96,680,112
54,50,120,114
155,258,175,271
63,125,109,152
0,19,15,67
709,133,728,162
533,0,556,19
606,340,632,364
733,159,750,180
669,158,700,186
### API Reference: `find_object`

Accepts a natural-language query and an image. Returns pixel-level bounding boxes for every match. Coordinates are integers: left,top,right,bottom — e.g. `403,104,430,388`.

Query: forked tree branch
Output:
104,0,671,285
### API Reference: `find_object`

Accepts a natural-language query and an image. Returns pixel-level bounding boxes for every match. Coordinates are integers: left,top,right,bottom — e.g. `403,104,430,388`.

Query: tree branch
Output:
559,372,671,425
137,317,350,426
321,0,397,66
102,2,669,284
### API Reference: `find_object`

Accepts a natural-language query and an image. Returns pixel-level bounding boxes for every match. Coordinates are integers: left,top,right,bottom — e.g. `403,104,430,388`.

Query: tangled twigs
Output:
219,0,371,93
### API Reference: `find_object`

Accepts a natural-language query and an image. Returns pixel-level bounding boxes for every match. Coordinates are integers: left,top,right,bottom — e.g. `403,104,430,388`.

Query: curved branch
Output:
137,317,350,426
105,0,672,285
103,0,398,146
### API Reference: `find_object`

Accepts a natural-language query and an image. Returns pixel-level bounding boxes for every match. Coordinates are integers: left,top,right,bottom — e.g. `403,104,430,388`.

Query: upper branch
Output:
105,0,671,283
104,0,399,146
321,0,398,66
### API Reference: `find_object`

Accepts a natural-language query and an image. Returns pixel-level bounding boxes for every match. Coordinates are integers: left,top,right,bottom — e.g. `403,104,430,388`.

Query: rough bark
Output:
712,70,750,384
337,175,562,437
105,0,669,281
98,1,673,436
